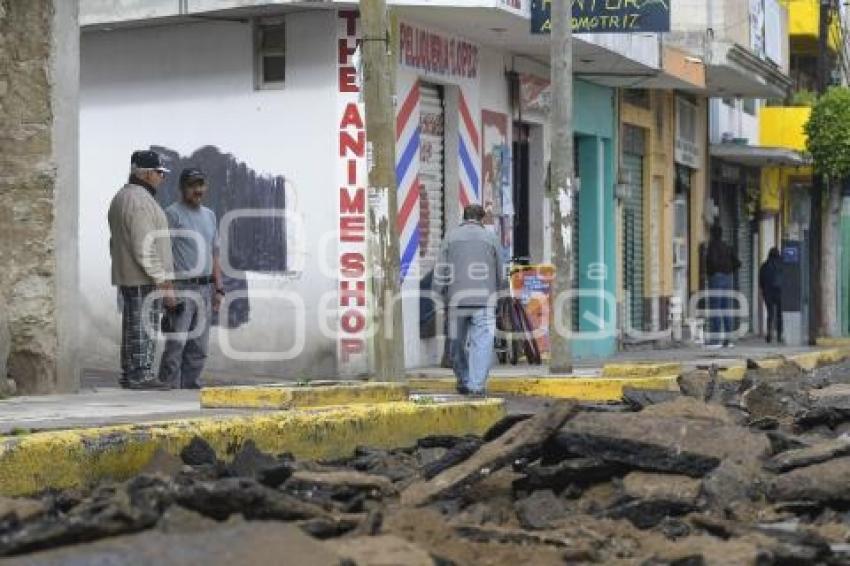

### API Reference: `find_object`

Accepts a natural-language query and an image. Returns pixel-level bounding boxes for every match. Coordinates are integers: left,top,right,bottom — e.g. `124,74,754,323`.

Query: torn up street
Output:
4,359,850,564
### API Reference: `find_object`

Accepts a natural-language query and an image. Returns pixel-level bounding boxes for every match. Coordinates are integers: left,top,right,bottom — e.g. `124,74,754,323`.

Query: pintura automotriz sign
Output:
531,0,671,34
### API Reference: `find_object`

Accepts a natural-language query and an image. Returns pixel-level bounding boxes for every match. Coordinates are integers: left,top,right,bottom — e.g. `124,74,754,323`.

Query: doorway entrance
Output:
512,122,530,262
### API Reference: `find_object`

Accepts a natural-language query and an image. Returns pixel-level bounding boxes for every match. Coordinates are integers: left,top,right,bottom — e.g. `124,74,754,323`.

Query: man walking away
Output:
705,223,741,349
159,168,224,389
108,150,175,390
434,204,505,396
759,247,784,344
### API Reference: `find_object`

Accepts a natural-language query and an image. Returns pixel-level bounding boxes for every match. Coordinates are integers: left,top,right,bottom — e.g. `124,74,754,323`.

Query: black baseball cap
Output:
130,150,170,172
179,168,207,187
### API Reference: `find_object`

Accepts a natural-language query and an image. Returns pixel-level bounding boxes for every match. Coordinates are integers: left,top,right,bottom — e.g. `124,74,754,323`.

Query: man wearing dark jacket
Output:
434,205,505,395
759,247,784,344
705,224,741,348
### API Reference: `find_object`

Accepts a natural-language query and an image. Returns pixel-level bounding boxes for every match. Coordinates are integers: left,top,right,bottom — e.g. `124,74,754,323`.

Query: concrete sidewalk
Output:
406,338,829,379
0,388,244,434
8,338,846,436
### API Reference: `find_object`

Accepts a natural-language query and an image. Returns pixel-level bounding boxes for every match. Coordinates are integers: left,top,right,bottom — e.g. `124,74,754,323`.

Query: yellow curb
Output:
816,338,850,348
0,400,504,497
719,365,747,381
789,347,850,371
200,382,409,409
601,362,682,378
757,358,785,370
408,375,679,402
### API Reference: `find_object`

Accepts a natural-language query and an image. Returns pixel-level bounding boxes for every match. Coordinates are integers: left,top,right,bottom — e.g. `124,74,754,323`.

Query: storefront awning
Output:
704,43,792,99
710,144,808,168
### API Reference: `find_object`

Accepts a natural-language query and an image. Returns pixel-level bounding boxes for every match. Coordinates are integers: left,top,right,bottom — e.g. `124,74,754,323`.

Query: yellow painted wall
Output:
779,0,841,51
619,92,707,301
759,106,811,151
761,166,813,213
620,91,676,301
761,167,784,212
690,97,709,295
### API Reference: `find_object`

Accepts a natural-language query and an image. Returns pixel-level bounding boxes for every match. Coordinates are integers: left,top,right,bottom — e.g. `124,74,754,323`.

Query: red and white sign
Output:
398,22,478,80
337,10,369,375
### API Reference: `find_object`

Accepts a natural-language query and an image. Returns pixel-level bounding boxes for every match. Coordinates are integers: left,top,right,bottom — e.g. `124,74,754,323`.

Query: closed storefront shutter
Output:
736,185,754,331
573,144,580,332
419,83,445,274
622,152,644,333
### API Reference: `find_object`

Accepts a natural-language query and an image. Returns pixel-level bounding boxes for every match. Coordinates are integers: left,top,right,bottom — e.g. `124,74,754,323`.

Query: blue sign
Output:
531,0,671,34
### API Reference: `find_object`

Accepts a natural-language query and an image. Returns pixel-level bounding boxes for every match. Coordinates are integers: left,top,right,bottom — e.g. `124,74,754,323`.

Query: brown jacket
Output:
108,183,173,286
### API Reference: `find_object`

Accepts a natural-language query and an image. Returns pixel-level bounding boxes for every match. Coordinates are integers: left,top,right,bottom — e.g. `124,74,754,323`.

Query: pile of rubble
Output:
5,359,850,564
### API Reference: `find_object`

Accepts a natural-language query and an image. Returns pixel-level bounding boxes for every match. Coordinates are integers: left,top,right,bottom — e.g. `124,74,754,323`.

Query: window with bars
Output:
255,20,286,89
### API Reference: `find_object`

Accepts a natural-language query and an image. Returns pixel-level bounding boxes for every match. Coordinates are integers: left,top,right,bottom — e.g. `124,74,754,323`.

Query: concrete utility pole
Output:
360,0,405,380
0,0,79,394
809,0,833,343
548,0,575,374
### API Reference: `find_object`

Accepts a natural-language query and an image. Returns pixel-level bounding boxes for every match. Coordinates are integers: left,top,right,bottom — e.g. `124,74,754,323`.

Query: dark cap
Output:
131,150,170,172
179,167,207,188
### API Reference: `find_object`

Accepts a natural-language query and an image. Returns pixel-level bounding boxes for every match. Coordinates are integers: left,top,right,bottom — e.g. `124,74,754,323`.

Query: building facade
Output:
76,0,792,380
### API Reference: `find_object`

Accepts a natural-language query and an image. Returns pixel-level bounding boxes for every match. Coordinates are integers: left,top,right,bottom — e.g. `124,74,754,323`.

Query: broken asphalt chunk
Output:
554,411,771,477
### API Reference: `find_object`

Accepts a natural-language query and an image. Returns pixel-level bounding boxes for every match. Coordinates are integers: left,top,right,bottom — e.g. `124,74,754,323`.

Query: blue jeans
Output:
449,307,496,393
708,272,734,345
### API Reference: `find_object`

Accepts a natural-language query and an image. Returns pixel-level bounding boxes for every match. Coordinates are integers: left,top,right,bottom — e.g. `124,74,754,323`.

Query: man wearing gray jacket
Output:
434,204,505,395
108,150,175,390
159,168,223,389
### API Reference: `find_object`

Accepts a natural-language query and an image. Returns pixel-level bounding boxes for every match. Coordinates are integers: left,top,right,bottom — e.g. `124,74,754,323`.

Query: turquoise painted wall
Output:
574,80,615,139
571,81,617,360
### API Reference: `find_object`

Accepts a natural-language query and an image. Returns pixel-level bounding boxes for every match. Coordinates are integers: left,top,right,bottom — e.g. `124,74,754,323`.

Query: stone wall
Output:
0,0,78,394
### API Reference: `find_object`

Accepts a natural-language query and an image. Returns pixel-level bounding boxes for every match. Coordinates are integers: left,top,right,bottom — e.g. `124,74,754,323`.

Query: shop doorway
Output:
673,165,692,340
512,122,530,262
621,124,647,335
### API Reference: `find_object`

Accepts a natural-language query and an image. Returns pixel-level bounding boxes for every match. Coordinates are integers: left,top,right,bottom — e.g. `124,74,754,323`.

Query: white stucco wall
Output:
79,12,341,378
709,98,761,145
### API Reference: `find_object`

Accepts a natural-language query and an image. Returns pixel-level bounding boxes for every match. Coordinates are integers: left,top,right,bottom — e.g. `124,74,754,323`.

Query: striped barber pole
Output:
457,89,480,210
395,81,421,282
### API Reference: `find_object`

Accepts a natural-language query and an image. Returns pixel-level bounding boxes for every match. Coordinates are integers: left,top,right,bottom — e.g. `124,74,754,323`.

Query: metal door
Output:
735,185,754,333
622,152,644,333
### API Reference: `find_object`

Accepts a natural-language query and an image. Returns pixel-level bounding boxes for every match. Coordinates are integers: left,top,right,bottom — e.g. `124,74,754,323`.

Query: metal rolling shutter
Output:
572,145,580,332
419,83,445,274
622,152,644,333
736,187,753,330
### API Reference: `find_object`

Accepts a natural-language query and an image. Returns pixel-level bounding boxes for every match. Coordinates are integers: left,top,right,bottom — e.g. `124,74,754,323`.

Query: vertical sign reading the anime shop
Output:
337,11,369,375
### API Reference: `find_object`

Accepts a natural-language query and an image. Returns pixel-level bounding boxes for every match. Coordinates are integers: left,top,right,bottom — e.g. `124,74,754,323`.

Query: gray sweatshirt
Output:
433,221,506,308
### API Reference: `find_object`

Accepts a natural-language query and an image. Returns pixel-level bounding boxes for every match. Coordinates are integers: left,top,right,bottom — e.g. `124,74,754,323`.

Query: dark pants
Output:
119,285,162,386
159,283,212,388
708,272,734,345
764,290,783,341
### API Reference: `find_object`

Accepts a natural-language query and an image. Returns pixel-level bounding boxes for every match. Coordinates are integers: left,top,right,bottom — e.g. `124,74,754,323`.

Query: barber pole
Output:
336,10,369,375
395,81,421,282
458,89,480,210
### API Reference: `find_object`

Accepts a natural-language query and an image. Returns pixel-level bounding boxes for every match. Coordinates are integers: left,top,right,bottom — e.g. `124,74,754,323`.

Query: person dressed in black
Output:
759,247,784,344
705,224,741,348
